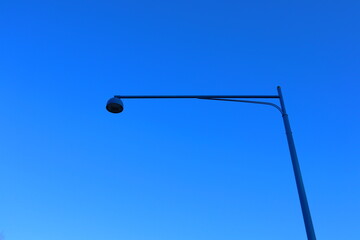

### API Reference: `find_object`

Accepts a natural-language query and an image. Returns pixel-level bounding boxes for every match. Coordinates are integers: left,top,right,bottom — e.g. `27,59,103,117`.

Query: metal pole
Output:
277,86,316,240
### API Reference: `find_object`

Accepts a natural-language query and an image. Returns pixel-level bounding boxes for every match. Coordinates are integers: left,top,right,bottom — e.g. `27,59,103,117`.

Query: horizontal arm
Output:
114,95,279,99
113,95,282,113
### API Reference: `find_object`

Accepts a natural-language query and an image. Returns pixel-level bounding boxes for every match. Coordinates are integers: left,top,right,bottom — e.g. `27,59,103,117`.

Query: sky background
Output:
1,0,359,239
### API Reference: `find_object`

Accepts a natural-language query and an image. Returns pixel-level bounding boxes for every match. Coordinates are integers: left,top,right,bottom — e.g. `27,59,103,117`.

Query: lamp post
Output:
106,86,316,240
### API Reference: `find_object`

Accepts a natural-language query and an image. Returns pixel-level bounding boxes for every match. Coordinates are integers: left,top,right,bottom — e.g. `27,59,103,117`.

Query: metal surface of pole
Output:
277,87,316,240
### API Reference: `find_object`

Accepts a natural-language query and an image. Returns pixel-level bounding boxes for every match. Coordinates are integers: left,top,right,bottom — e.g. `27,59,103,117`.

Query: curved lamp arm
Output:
199,98,283,114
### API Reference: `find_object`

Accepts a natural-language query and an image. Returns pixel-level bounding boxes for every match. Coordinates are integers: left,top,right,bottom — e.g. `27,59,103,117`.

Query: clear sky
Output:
0,0,359,239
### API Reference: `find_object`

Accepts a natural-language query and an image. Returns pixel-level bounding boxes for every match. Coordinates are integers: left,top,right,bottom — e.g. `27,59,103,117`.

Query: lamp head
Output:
106,97,124,113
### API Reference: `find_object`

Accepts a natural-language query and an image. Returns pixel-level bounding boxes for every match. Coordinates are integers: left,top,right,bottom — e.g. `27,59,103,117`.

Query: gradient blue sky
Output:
1,0,359,239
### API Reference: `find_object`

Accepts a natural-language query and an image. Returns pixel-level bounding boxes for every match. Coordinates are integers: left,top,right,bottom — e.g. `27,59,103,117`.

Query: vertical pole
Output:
277,86,316,240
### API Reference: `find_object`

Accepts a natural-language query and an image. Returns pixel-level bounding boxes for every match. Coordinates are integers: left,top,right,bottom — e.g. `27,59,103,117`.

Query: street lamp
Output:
106,86,316,240
106,97,124,113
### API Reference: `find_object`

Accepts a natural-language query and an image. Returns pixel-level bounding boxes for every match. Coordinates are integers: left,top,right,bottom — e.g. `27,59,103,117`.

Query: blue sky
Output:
0,0,359,239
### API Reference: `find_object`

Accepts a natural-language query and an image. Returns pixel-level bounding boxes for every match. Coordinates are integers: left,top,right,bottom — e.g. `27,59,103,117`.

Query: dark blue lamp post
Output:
106,86,316,240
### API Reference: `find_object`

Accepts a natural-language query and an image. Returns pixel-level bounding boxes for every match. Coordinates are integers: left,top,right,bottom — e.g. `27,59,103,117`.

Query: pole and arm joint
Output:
199,98,283,114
